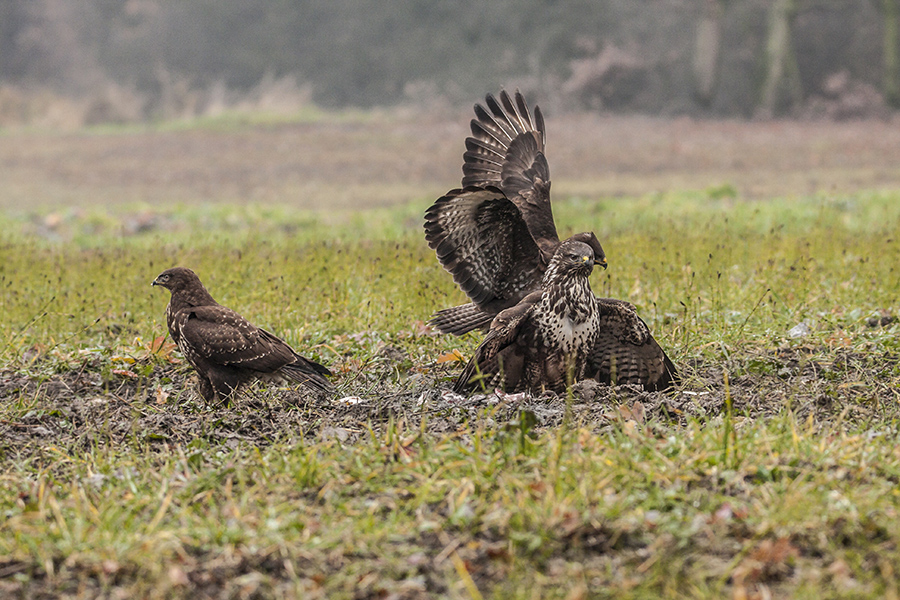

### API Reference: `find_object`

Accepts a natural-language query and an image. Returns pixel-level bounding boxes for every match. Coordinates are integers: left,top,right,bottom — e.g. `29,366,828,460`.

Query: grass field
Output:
2,112,900,599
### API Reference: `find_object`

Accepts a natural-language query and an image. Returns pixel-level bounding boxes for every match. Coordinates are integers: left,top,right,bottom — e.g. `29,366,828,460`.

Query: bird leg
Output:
206,370,243,407
197,377,217,403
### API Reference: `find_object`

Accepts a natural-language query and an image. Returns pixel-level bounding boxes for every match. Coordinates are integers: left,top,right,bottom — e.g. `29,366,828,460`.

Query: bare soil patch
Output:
2,344,899,598
3,344,897,461
2,114,899,214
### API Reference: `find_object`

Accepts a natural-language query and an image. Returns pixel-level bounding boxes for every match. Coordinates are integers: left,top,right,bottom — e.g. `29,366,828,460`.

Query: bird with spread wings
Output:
425,90,676,392
152,267,332,402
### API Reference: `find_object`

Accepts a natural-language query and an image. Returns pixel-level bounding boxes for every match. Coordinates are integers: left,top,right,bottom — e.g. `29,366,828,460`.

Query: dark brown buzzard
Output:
428,90,677,391
152,267,332,402
455,240,677,394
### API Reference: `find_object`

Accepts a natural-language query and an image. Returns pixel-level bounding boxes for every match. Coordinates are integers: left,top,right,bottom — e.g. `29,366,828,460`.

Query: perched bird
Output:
151,267,332,402
425,89,607,335
428,90,677,391
455,240,600,393
454,240,677,394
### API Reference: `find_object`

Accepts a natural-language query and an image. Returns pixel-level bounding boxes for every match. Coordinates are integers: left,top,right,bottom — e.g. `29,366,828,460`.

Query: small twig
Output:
737,287,771,339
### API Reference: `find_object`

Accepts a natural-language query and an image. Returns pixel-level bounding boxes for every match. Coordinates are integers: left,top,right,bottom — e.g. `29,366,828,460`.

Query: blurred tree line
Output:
0,0,897,123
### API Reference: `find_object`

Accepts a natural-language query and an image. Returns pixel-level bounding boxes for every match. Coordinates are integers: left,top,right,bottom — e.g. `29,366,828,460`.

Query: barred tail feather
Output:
428,303,493,336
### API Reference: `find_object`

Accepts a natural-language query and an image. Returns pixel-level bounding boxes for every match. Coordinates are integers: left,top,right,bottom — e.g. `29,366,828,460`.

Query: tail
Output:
281,357,334,394
453,359,478,393
429,303,493,336
647,351,679,392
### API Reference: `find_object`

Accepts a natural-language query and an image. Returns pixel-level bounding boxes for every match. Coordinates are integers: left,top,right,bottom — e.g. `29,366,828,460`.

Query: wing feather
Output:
586,298,678,391
453,293,540,393
499,88,531,133
176,306,296,372
463,90,544,187
461,90,558,252
424,186,544,318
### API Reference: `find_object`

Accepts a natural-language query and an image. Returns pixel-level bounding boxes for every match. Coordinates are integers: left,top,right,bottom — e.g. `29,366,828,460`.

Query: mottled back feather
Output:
176,306,297,372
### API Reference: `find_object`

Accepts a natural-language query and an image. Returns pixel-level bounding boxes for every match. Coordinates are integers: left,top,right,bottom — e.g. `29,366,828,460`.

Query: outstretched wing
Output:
585,298,678,391
453,292,541,393
425,186,545,319
462,90,559,254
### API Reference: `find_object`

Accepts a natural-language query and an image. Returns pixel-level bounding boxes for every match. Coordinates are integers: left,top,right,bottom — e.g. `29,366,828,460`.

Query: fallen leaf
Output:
733,537,798,585
155,387,169,405
168,566,189,586
412,320,439,337
618,401,645,424
436,349,467,364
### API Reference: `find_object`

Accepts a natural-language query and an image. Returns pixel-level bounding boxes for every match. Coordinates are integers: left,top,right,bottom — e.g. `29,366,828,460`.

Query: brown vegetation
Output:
2,113,899,215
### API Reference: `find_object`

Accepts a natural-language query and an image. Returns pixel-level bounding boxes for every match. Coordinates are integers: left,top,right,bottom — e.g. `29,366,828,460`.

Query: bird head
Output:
546,240,597,280
152,267,201,294
569,232,607,270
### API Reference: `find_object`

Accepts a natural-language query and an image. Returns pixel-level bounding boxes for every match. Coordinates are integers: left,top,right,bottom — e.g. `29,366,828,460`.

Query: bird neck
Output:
540,269,595,323
169,287,218,313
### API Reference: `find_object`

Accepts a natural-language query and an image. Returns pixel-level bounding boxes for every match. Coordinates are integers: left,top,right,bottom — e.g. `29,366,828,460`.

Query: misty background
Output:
0,0,898,126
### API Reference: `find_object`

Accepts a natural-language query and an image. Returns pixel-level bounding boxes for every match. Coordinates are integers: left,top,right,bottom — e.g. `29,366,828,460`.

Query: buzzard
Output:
152,267,332,402
455,239,600,393
455,240,677,394
425,89,607,335
428,90,677,391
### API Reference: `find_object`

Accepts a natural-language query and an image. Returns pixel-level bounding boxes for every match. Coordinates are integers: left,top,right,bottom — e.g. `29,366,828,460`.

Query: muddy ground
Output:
2,342,899,598
3,343,898,461
1,330,899,600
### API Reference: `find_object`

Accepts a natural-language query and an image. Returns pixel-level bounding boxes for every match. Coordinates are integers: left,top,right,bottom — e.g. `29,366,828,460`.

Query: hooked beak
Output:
595,257,608,270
